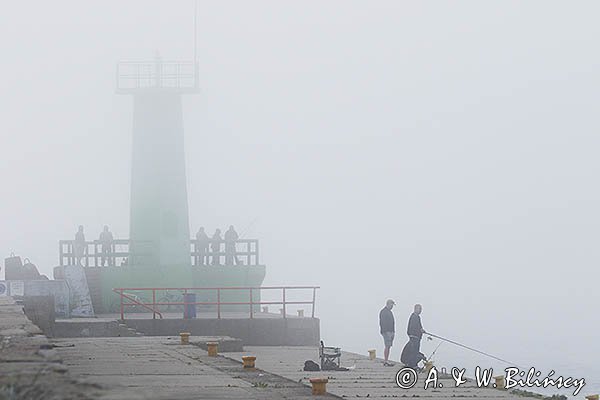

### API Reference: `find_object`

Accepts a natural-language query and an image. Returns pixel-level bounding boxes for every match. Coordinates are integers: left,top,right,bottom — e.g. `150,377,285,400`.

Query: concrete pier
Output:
2,296,563,400
0,296,144,399
52,337,336,399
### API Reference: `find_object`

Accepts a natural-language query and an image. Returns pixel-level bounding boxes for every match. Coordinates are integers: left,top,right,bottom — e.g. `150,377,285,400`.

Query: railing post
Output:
282,288,286,319
255,240,259,265
94,242,99,267
120,289,124,320
217,289,221,319
183,288,188,319
249,288,253,319
312,287,316,318
152,289,156,320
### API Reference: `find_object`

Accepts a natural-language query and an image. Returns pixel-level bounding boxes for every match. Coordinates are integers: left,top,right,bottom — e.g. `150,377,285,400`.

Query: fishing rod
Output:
239,217,259,239
426,332,523,368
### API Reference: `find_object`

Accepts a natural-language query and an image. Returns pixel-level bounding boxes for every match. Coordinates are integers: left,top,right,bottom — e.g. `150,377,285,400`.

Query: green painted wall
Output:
98,265,266,314
129,93,191,268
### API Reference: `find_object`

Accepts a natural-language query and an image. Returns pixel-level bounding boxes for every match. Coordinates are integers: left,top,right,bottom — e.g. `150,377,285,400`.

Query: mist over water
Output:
1,1,599,398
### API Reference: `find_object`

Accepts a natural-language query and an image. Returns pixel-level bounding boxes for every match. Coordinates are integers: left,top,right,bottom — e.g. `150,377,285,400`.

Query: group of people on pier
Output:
73,225,115,266
71,225,244,267
379,300,427,369
194,225,241,266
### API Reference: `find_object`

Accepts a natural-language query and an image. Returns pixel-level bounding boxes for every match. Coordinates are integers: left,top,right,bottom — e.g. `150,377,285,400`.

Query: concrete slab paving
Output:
52,336,339,399
225,346,541,399
0,296,145,400
2,296,549,400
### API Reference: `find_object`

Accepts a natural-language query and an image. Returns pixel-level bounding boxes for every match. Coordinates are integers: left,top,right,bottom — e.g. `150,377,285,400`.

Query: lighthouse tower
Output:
117,56,199,268
55,55,265,314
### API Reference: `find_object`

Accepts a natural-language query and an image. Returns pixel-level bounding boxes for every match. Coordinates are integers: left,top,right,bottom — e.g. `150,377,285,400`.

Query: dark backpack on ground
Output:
303,360,320,371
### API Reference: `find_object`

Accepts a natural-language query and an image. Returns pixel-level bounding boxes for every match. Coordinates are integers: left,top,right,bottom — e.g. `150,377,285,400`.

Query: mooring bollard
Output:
206,342,218,357
424,360,434,373
179,332,191,345
310,378,328,395
368,349,376,360
297,309,304,317
585,395,599,400
242,355,256,369
494,375,505,389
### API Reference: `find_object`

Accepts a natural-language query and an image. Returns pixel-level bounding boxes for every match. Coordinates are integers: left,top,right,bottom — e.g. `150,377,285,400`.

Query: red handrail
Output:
113,288,164,320
112,286,319,321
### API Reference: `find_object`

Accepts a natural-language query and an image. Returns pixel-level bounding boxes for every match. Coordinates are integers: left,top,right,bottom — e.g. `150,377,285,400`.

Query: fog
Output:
1,0,599,394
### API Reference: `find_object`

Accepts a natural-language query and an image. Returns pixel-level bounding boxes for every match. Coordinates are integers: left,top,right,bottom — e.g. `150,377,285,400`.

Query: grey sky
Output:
1,0,598,385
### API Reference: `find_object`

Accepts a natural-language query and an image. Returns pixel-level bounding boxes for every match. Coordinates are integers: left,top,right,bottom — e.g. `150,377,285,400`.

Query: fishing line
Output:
426,332,523,368
427,340,443,361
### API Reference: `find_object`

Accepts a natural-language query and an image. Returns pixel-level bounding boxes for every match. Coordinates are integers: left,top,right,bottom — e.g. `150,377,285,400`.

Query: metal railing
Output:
59,239,133,267
116,58,199,92
112,286,320,321
59,238,261,267
190,239,259,266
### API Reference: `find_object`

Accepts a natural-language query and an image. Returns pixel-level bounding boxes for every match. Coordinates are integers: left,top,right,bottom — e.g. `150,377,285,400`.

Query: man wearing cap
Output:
379,299,396,366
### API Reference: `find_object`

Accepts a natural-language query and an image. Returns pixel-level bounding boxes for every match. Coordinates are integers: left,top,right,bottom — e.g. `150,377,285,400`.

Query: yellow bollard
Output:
368,349,376,360
179,332,190,345
424,360,434,373
310,378,328,395
242,355,256,369
585,395,599,400
297,309,304,317
206,342,218,357
494,375,506,389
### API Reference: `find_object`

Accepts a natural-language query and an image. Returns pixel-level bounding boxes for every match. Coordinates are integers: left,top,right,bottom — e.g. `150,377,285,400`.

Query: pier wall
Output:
123,317,320,346
80,265,267,314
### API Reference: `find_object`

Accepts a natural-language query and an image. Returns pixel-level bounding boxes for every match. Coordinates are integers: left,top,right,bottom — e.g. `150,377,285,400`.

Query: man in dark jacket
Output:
195,227,210,266
379,299,395,366
99,225,114,267
224,225,240,266
400,303,427,369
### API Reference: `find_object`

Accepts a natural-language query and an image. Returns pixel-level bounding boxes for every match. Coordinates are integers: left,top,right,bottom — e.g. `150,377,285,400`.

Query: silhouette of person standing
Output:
74,225,86,266
400,304,427,369
99,225,114,266
224,225,240,266
211,229,222,266
195,227,210,266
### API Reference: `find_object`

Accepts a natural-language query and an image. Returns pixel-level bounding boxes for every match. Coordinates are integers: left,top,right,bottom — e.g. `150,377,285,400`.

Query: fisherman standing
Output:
401,304,427,369
211,229,222,266
224,225,240,266
73,225,86,266
99,225,114,266
195,227,210,266
379,299,396,366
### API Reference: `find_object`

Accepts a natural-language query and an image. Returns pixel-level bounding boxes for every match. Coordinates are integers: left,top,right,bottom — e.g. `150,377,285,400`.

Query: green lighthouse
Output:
57,57,266,314
122,57,195,269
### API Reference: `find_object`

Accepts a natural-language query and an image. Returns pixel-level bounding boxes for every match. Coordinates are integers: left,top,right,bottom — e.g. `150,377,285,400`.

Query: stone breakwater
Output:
0,296,140,400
